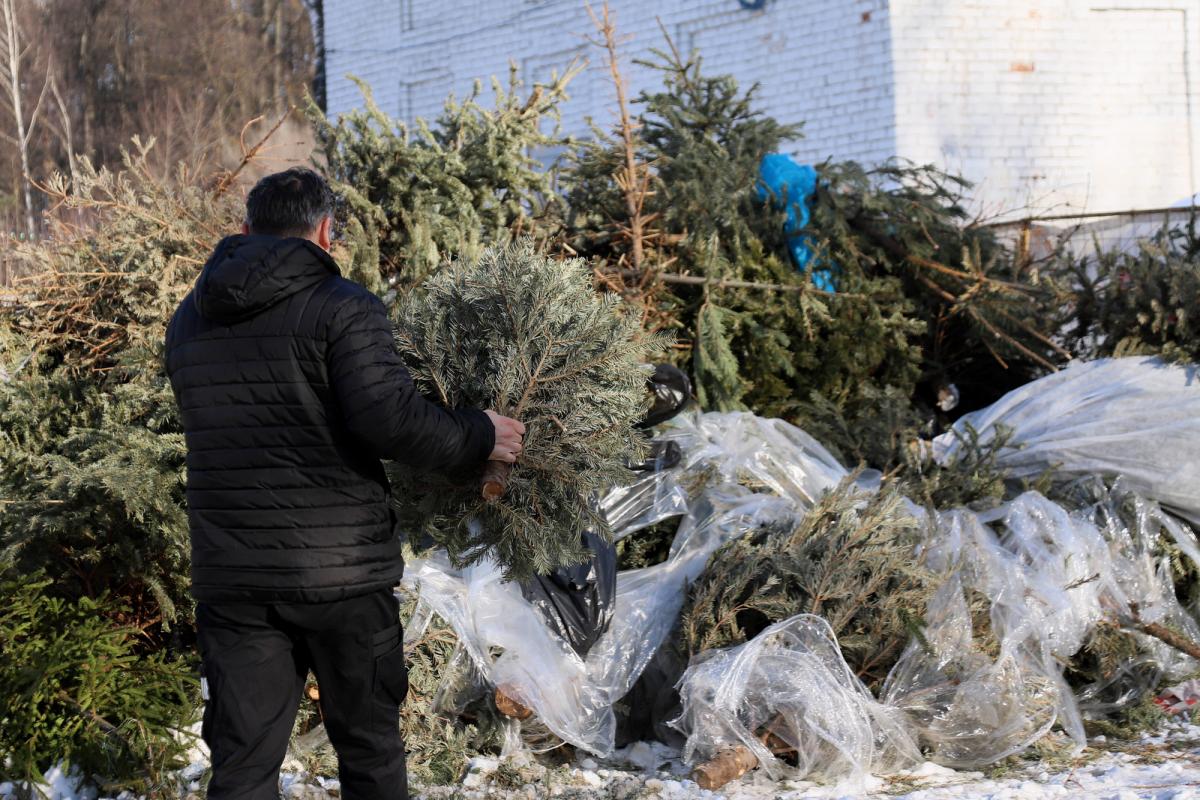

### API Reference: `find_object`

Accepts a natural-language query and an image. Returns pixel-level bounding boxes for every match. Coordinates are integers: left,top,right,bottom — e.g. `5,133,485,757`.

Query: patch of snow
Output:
574,769,603,788
617,740,676,773
15,718,1200,800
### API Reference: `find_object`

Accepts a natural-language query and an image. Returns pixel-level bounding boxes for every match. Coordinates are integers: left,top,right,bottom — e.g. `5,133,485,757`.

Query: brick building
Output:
323,0,1200,219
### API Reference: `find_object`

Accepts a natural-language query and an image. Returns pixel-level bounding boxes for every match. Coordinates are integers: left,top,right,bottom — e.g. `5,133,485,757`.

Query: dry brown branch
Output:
1119,606,1200,661
602,267,859,298
966,304,1058,371
213,106,294,197
907,254,1038,295
586,2,660,312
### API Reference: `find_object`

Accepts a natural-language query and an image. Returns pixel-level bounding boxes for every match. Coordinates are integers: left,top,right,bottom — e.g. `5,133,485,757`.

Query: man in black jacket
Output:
166,168,524,800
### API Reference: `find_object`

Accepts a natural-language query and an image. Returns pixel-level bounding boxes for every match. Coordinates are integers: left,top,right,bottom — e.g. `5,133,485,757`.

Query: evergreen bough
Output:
308,67,577,292
0,143,232,629
1060,217,1200,363
0,570,196,793
388,240,666,580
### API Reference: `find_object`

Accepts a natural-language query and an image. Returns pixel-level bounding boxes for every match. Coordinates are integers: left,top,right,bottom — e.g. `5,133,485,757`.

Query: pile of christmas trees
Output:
5,19,1200,792
0,145,222,791
306,32,1200,780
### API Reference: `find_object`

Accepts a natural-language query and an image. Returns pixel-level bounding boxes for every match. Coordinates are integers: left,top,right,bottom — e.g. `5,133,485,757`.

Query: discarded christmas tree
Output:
0,147,210,782
680,477,932,689
0,570,197,792
308,67,577,292
564,40,1066,466
1060,216,1200,363
387,239,666,580
0,143,229,630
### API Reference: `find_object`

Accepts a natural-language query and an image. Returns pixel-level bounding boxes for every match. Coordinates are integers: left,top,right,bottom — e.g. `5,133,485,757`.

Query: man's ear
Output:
241,221,250,235
315,215,332,252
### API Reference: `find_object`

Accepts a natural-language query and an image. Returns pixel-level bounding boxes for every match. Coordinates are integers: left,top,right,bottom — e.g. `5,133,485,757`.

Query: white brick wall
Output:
324,0,896,165
324,0,1200,218
890,0,1200,218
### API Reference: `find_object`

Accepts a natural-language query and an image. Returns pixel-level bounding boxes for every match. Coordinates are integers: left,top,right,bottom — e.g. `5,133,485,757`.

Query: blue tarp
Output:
757,153,837,292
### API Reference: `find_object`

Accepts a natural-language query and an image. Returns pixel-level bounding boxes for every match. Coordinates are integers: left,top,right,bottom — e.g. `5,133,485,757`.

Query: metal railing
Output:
983,205,1200,262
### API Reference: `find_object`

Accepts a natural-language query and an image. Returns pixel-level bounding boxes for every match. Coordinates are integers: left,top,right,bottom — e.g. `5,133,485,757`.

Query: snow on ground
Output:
411,723,1200,800
9,720,1200,800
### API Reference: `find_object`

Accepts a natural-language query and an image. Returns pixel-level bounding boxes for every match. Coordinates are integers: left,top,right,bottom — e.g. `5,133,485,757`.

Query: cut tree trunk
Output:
693,745,758,790
691,717,795,790
481,460,512,501
494,686,533,720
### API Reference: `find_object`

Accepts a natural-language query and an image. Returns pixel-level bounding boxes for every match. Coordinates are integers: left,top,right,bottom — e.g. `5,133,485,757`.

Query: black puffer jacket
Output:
166,235,494,603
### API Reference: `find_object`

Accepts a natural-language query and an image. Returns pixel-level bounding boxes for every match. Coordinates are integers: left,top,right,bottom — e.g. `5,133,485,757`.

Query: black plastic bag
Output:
519,529,617,658
520,364,692,658
637,363,693,430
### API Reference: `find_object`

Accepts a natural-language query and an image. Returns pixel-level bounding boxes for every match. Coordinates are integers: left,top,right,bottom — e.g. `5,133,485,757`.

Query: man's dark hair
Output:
245,167,335,237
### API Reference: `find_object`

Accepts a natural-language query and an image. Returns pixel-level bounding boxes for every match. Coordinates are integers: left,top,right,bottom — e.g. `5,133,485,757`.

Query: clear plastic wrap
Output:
656,412,852,507
884,489,1200,767
675,483,1200,779
599,468,688,541
1071,485,1200,716
401,411,851,756
404,486,795,755
883,499,1091,767
932,357,1200,526
672,614,922,784
404,404,1200,777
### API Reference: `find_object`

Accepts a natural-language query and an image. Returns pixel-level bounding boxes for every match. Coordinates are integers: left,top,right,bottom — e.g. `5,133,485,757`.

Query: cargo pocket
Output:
370,625,408,732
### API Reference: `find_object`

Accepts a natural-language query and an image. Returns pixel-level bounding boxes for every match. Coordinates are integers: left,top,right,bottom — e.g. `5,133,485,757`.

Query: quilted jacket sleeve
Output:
326,289,495,471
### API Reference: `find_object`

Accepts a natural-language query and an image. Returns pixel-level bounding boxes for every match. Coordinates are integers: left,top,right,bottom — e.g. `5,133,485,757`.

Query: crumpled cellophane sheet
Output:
405,402,1200,778
673,614,923,784
672,486,1200,781
402,412,847,756
885,487,1200,767
931,356,1200,526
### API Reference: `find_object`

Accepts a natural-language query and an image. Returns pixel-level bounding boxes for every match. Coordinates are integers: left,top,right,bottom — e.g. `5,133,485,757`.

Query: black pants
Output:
196,589,409,800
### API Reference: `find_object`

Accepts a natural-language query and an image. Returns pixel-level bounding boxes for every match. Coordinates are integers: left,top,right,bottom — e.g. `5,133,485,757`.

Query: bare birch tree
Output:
48,69,74,180
0,0,48,236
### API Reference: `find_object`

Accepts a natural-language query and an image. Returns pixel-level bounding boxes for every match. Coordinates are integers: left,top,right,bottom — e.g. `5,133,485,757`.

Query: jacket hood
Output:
194,234,339,323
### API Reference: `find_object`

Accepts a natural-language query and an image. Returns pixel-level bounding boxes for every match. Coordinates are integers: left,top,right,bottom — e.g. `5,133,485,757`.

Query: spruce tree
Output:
1059,217,1200,362
308,66,577,292
680,478,931,689
564,47,823,417
0,143,230,628
387,239,665,580
563,43,1064,461
0,570,197,793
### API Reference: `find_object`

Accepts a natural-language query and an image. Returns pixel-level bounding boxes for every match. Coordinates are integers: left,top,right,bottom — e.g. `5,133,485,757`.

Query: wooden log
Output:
691,717,796,790
692,744,759,790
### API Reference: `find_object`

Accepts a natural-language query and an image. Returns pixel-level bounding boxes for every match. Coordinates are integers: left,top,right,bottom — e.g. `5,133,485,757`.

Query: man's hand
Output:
485,411,525,463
